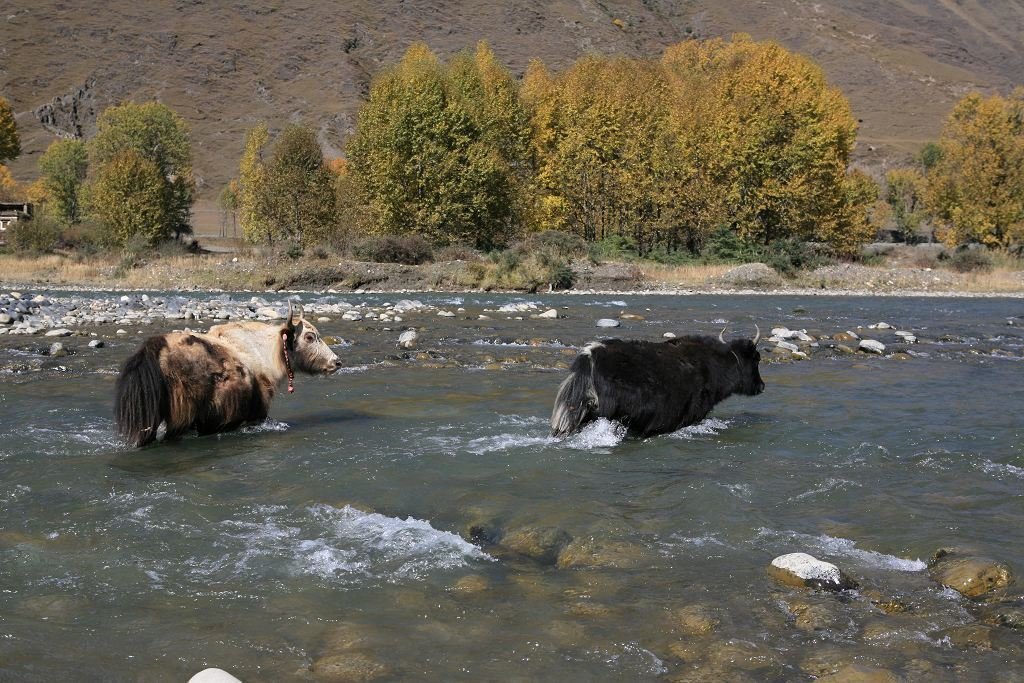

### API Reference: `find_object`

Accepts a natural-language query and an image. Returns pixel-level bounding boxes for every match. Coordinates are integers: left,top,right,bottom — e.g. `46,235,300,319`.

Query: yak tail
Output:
114,336,169,447
550,348,599,437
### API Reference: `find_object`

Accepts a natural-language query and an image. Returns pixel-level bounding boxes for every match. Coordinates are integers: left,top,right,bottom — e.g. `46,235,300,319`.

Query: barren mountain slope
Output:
2,0,1022,202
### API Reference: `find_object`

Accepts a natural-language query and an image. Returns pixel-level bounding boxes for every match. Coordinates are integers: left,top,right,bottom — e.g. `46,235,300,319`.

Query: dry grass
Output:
638,262,735,286
959,267,1024,293
0,253,114,285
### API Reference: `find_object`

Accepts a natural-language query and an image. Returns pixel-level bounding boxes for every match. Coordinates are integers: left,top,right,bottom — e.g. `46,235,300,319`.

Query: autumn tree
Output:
238,123,274,243
925,89,1024,248
0,97,20,164
39,139,89,225
89,102,194,241
663,36,867,252
217,180,239,237
885,168,927,243
347,42,528,249
523,55,672,253
263,124,336,246
0,164,23,202
88,150,169,246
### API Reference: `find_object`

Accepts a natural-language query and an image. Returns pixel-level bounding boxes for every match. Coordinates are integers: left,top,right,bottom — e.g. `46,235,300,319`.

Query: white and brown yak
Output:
114,303,339,447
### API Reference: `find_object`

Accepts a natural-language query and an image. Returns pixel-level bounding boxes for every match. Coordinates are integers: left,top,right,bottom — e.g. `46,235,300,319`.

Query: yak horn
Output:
719,326,728,343
752,324,761,345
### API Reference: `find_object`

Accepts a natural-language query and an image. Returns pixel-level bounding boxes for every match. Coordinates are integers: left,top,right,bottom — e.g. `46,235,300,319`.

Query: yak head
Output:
721,325,765,396
285,302,339,374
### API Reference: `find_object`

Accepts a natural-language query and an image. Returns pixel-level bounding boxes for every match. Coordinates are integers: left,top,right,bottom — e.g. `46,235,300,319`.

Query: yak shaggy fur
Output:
114,304,338,447
551,332,765,438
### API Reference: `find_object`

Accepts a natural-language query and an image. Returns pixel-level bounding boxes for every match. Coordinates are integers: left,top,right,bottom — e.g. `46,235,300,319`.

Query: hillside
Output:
3,0,1023,217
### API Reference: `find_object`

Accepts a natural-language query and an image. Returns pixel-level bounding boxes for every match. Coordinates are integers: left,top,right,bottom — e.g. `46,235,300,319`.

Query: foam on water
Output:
757,529,926,572
240,420,290,434
191,504,490,587
788,477,862,502
466,433,556,455
667,417,730,440
979,459,1024,479
563,418,627,449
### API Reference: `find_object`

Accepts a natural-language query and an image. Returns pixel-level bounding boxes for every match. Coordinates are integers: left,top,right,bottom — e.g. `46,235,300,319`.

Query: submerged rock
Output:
767,552,857,591
312,652,390,682
48,342,68,358
88,339,104,348
928,548,1014,598
670,604,720,636
451,574,490,595
816,663,902,683
782,597,848,632
556,536,647,569
500,525,572,565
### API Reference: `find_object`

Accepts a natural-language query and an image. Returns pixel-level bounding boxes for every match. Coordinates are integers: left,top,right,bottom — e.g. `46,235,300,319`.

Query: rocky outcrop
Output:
34,78,99,139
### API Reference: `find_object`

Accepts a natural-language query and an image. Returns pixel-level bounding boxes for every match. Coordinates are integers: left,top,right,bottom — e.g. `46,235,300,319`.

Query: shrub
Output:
943,246,993,273
352,234,433,265
434,244,483,262
702,226,762,263
5,216,62,253
763,238,831,277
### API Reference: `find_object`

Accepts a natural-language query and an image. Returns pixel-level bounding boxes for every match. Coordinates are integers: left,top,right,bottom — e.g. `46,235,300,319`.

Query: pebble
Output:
663,332,676,338
595,319,620,328
48,342,67,358
88,339,105,348
44,328,72,337
116,329,128,335
536,309,559,319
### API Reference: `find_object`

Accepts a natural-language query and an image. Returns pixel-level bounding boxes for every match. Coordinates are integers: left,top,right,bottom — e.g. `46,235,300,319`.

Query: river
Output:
1,291,1022,681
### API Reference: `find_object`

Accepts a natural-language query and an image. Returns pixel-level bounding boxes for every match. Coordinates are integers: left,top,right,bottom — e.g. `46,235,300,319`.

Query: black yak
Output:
114,303,339,447
551,327,764,438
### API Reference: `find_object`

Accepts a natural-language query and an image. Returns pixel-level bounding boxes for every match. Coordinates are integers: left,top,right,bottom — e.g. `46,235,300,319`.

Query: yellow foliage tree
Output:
925,89,1024,248
89,150,170,247
0,97,20,165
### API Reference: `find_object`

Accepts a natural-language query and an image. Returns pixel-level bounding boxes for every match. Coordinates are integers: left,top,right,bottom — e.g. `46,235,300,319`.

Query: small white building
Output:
0,202,33,240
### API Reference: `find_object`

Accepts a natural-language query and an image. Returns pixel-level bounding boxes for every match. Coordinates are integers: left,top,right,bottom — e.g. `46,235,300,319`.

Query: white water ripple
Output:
756,529,926,572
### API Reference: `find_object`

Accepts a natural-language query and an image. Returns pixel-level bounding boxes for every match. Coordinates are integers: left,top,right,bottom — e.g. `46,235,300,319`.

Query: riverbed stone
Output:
669,604,720,636
928,548,1014,598
451,574,490,595
536,308,559,319
188,669,242,683
44,328,72,337
816,663,902,683
978,597,1024,630
500,525,572,565
833,331,859,342
48,342,67,358
556,536,647,569
88,339,105,348
799,648,855,678
595,318,620,328
312,652,390,682
0,313,11,325
783,597,847,632
858,339,886,354
768,552,858,591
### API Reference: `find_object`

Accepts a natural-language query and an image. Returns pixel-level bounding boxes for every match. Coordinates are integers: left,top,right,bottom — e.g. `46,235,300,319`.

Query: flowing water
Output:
1,292,1023,681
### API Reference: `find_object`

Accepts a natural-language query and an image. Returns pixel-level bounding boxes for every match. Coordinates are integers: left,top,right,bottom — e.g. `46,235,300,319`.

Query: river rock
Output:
670,604,720,636
312,652,390,682
500,525,572,565
0,313,12,325
833,331,859,342
188,669,242,683
619,313,644,321
783,597,847,632
858,339,885,354
928,548,1014,598
768,553,857,591
536,308,559,319
869,322,894,330
816,663,902,683
437,310,456,317
979,598,1024,630
775,340,800,353
451,574,490,595
595,318,620,328
256,307,282,319
556,536,646,569
397,329,418,349
48,342,67,358
45,328,72,337
663,332,676,338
